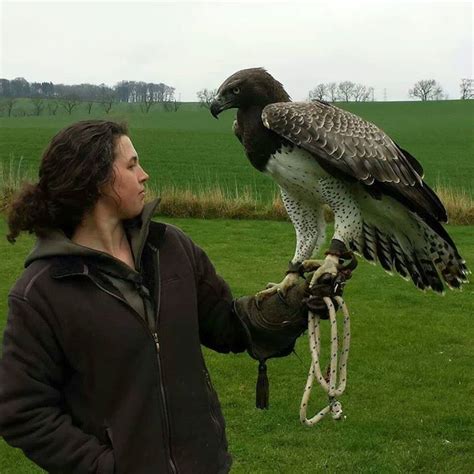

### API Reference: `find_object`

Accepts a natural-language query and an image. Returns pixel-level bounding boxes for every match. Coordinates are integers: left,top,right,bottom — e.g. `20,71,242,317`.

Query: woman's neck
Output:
71,208,135,269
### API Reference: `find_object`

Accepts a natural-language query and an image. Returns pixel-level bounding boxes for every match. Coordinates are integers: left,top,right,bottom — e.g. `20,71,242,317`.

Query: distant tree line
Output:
308,79,473,102
114,81,175,104
0,77,175,102
0,77,180,117
408,78,473,101
407,78,471,101
308,81,375,102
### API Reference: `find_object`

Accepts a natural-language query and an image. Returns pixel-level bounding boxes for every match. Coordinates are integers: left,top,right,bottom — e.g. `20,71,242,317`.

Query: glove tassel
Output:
256,360,269,409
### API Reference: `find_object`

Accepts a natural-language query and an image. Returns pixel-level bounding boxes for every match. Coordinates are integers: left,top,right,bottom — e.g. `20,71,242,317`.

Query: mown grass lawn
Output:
0,216,473,473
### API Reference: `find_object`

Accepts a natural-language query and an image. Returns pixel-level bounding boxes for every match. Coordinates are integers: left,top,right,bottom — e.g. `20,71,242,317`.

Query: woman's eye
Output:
233,87,240,95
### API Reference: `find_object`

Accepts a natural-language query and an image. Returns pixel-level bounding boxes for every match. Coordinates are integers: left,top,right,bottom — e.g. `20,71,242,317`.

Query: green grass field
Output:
0,217,472,473
1,99,473,471
1,100,473,201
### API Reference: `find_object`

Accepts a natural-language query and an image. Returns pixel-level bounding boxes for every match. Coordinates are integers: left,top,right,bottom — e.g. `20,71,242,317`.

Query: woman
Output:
0,120,313,473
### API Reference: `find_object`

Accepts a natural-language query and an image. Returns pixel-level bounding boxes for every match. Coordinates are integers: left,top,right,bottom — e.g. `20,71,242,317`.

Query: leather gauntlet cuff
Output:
232,295,306,362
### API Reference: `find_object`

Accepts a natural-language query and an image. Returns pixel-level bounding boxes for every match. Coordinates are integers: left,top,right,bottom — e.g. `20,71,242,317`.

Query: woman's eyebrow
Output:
128,155,138,164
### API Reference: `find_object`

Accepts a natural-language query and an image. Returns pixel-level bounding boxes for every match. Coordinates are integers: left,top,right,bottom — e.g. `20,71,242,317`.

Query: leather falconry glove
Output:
234,271,348,409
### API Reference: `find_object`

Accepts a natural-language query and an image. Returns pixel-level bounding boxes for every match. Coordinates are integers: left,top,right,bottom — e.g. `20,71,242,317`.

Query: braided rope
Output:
299,296,351,426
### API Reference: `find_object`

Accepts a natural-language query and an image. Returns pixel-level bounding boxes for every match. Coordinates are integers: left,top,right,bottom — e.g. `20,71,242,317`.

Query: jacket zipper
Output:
86,261,177,474
149,242,177,474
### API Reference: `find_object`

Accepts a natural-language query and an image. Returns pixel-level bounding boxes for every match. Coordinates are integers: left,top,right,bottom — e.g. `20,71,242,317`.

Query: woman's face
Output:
100,135,150,220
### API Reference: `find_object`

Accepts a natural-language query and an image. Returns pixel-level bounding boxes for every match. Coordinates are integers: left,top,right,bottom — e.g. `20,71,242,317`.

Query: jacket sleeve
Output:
191,243,250,354
0,294,115,474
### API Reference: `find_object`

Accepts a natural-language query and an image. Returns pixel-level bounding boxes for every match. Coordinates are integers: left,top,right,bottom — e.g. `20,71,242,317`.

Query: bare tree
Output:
2,98,17,117
338,81,355,101
60,97,80,115
139,83,160,113
85,101,94,114
163,86,175,103
101,101,114,114
460,78,473,99
47,100,59,115
308,84,328,101
98,85,115,114
352,84,373,102
326,82,339,102
30,97,44,116
196,88,217,109
408,79,444,101
139,99,154,113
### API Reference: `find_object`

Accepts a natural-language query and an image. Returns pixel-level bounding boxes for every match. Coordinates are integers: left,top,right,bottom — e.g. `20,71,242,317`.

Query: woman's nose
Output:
139,166,149,182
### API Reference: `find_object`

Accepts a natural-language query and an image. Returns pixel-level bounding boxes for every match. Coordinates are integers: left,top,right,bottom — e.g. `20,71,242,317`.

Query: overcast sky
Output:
1,0,472,101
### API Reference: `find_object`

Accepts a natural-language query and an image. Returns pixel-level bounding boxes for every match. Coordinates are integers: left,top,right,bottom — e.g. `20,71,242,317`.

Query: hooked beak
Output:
210,94,233,119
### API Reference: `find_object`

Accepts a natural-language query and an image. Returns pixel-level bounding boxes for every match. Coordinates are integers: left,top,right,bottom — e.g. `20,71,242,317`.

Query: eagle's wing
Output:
262,101,447,223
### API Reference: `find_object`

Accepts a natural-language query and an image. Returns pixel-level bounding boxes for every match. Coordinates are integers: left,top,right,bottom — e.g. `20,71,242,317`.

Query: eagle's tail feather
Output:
360,223,377,263
375,227,394,273
389,236,410,280
404,251,430,291
351,219,468,293
426,224,469,289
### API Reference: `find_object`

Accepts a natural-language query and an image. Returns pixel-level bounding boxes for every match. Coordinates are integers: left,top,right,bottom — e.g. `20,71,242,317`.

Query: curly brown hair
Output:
7,120,129,243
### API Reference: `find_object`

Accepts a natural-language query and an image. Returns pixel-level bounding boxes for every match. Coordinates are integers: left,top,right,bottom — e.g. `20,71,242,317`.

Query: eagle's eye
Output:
232,87,241,95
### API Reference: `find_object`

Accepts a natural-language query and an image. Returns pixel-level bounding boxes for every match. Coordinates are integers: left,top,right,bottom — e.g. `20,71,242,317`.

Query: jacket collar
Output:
50,256,90,279
125,198,161,271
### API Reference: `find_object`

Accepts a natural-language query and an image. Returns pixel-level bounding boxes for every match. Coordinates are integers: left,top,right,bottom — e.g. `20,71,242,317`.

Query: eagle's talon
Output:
301,259,323,273
332,274,347,296
337,252,358,272
308,254,339,288
254,272,300,305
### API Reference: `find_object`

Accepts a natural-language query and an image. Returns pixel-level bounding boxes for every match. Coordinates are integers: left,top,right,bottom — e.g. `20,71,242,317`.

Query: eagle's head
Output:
210,67,290,118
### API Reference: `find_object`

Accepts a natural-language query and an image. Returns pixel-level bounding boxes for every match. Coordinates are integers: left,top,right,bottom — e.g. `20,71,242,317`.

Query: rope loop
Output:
299,296,351,426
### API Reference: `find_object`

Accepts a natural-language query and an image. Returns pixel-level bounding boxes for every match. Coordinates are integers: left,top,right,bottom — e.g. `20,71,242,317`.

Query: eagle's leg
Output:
255,189,326,306
302,178,361,288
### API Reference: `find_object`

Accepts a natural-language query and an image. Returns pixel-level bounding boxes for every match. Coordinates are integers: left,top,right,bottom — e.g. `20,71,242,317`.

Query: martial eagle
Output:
210,68,468,296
